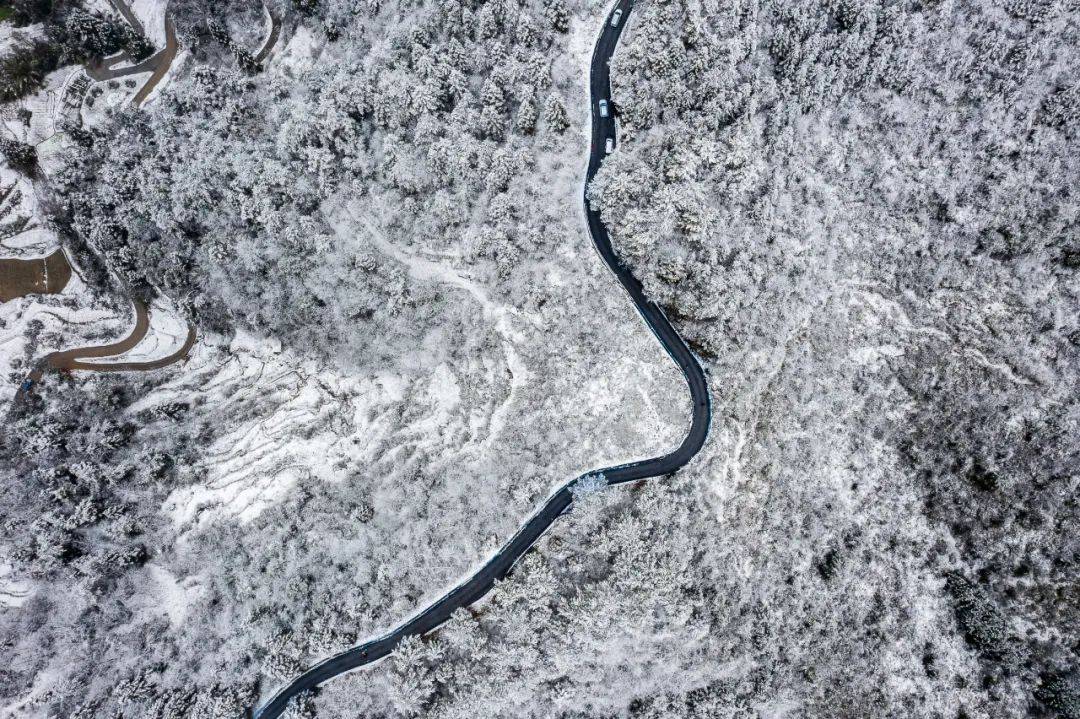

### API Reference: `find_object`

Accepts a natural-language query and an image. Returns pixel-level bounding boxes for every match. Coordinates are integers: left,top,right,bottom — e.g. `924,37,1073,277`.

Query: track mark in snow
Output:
348,210,531,447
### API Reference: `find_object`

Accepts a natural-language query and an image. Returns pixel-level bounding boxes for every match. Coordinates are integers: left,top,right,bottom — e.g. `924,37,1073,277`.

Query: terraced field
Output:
0,250,71,302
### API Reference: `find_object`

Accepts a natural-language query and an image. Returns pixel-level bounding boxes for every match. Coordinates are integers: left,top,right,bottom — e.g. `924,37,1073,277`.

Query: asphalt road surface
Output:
255,5,283,65
252,1,711,715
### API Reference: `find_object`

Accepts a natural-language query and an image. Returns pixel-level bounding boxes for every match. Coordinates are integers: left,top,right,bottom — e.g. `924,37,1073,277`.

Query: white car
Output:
610,9,623,26
598,99,609,117
605,137,615,154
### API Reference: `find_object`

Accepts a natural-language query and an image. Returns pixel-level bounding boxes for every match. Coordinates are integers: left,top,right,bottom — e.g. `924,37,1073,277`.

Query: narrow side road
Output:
14,299,196,405
255,5,282,65
105,0,145,36
84,3,179,107
252,1,711,716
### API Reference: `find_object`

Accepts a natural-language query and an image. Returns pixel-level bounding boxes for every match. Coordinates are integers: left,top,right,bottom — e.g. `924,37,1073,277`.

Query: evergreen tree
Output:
544,94,569,133
543,0,569,33
0,137,38,177
515,92,538,134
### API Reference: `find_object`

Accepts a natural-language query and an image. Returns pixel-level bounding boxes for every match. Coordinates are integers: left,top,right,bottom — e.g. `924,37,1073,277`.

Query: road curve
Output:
132,16,179,107
14,299,197,405
255,5,283,66
84,8,179,107
53,300,196,372
252,1,710,716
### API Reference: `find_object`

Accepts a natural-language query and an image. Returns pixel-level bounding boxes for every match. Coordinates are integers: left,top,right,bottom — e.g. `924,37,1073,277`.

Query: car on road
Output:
605,137,615,154
610,9,623,25
598,99,609,117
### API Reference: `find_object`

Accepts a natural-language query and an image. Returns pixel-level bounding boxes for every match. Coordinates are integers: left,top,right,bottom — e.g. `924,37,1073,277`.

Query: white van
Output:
598,99,609,117
610,9,623,26
605,137,615,154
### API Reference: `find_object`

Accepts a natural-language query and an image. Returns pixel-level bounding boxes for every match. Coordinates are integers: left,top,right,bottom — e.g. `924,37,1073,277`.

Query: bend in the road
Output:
255,5,283,65
252,1,710,716
15,299,197,406
132,16,179,107
84,10,179,105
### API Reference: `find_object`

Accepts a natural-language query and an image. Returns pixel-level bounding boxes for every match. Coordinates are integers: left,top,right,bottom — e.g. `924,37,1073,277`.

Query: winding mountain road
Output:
14,299,196,406
252,1,710,715
85,2,179,107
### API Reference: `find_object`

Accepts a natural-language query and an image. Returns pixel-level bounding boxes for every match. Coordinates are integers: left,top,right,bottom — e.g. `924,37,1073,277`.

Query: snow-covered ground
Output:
0,169,56,258
1,64,84,159
127,563,204,628
0,271,118,403
94,297,191,364
129,0,168,47
275,24,320,75
0,563,31,609
155,329,405,527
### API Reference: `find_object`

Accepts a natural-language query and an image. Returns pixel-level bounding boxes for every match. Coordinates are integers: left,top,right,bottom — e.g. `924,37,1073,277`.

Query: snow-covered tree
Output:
543,0,569,33
515,91,539,134
543,94,569,133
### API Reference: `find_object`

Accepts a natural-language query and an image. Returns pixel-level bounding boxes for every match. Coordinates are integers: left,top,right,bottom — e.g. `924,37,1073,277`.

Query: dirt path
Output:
86,47,165,82
8,2,190,405
17,300,197,403
133,16,178,106
49,300,196,372
105,0,146,36
84,2,179,106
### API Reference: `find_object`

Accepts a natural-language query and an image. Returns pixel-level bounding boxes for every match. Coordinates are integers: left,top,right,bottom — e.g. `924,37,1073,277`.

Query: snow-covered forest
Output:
588,0,1080,715
2,0,686,715
1,0,1078,716
59,0,589,367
